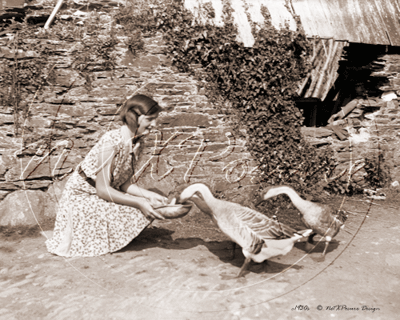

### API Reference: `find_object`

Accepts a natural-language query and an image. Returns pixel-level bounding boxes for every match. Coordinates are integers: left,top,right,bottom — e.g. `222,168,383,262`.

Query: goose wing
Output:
188,196,264,254
233,204,299,240
305,204,343,238
214,206,265,255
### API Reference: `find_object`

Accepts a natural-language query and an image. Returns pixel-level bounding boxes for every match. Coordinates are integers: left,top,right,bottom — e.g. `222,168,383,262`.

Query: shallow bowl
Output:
154,203,193,219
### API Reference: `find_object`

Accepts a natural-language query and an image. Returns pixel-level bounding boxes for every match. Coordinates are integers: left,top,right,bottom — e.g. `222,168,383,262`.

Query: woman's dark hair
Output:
119,95,162,125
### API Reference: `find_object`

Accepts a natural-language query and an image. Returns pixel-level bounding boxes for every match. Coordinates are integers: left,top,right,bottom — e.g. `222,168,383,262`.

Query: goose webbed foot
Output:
237,257,252,278
313,255,326,262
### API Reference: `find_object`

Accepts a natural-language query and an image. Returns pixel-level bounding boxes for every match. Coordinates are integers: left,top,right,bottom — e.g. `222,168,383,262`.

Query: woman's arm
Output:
95,145,165,220
120,182,154,198
120,181,168,206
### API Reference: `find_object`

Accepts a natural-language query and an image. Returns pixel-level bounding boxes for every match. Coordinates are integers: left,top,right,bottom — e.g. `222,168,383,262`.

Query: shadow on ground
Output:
118,226,304,276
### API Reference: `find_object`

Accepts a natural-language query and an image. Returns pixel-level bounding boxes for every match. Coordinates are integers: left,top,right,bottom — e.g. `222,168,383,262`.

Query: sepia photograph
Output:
0,0,399,319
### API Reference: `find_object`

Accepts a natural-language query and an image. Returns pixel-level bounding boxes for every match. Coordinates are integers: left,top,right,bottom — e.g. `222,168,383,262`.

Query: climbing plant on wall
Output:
156,0,342,198
0,12,119,137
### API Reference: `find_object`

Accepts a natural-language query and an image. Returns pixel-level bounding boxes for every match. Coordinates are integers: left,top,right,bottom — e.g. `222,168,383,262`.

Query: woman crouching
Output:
46,95,171,257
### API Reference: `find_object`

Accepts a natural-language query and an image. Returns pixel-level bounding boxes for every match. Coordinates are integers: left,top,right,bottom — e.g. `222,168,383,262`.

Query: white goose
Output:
177,184,312,277
263,186,347,258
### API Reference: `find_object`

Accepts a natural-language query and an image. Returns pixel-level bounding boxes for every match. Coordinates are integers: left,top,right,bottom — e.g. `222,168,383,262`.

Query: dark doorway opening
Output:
296,43,400,127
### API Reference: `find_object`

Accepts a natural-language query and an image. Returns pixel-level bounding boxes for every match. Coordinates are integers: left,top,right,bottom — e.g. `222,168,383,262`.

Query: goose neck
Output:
195,184,215,203
273,186,309,212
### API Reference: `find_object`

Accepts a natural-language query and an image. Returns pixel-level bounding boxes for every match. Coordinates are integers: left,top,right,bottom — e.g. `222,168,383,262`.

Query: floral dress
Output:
46,128,152,257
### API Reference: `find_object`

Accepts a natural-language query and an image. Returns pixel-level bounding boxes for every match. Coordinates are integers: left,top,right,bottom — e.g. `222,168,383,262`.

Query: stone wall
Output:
301,53,400,185
0,31,259,227
1,18,400,227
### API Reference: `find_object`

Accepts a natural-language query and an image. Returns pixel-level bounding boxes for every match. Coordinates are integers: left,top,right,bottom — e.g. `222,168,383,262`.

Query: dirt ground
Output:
0,195,399,320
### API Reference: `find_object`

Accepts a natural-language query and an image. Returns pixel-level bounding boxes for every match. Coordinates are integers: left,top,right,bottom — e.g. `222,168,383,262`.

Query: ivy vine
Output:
156,0,342,198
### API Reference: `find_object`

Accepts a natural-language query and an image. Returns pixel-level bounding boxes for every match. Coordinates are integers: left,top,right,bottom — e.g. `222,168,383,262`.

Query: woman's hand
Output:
139,200,165,220
147,192,169,207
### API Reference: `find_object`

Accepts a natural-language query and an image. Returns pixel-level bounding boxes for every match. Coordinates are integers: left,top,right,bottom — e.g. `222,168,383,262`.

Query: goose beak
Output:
176,196,182,204
261,191,273,202
176,192,200,204
189,195,213,215
193,191,204,201
254,198,266,207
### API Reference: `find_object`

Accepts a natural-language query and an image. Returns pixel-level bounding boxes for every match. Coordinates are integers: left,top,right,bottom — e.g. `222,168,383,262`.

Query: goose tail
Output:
277,223,304,238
